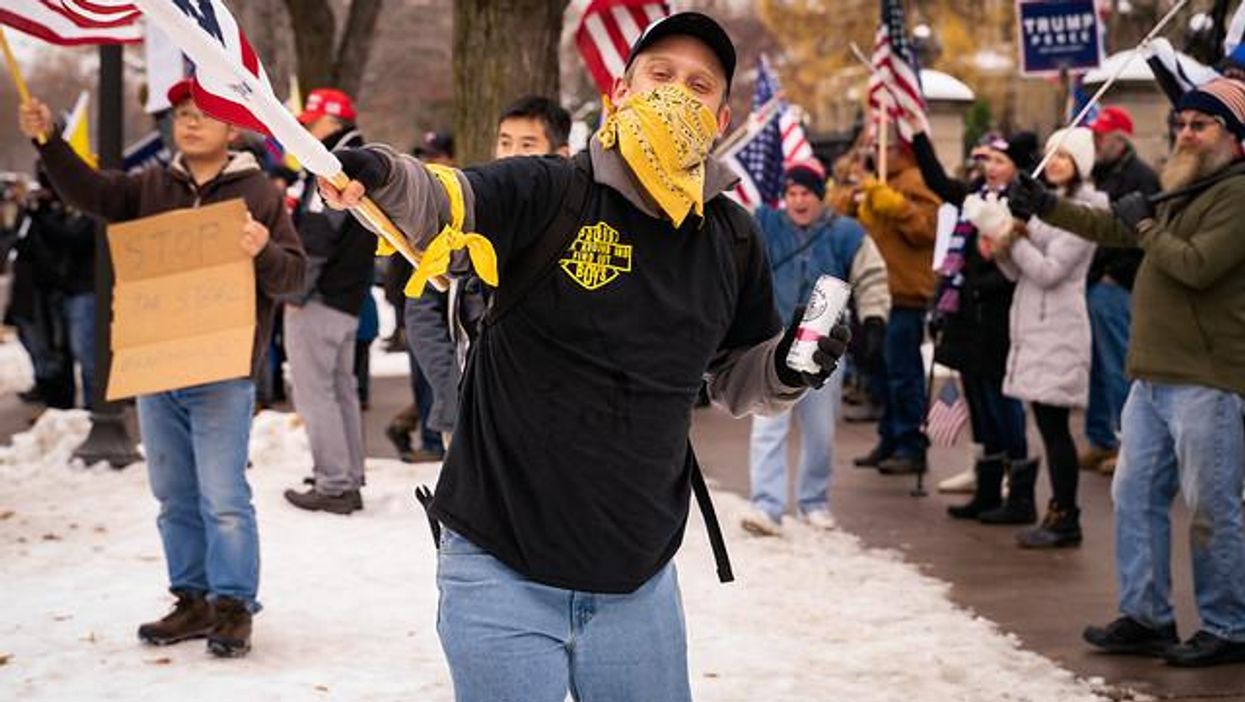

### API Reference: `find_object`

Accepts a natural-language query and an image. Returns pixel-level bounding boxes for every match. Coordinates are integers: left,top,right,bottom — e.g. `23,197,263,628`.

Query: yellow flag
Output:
62,91,97,169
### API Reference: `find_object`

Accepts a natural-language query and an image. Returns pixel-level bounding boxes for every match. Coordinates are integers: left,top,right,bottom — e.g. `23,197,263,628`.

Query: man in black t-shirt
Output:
320,13,848,700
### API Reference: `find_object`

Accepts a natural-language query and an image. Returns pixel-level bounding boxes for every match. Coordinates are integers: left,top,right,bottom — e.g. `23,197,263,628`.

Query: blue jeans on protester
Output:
63,292,96,408
138,378,260,610
1112,381,1245,641
749,368,843,521
1086,281,1131,451
961,372,1028,460
436,529,691,702
407,345,445,453
876,307,928,458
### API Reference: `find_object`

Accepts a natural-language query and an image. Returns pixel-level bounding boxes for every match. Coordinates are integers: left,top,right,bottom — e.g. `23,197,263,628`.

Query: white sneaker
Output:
740,506,783,537
938,468,976,494
801,509,838,531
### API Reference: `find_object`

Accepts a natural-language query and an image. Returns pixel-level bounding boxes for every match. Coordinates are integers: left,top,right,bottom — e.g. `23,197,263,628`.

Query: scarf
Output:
934,184,1005,314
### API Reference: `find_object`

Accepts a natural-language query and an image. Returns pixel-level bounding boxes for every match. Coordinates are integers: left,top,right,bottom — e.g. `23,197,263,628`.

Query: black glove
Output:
1111,191,1154,233
861,316,886,372
774,306,853,389
334,147,390,191
1006,172,1057,221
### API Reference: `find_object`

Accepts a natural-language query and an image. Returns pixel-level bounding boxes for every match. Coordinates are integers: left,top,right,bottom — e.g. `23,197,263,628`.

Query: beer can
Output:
786,275,851,375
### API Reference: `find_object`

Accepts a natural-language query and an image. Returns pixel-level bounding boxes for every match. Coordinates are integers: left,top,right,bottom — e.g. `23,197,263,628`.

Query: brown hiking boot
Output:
207,597,252,658
137,589,214,646
1078,446,1117,472
284,487,363,515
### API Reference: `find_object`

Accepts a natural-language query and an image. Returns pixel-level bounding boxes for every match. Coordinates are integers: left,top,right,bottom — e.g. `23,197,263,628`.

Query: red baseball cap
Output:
166,78,194,108
1090,106,1134,136
298,88,357,125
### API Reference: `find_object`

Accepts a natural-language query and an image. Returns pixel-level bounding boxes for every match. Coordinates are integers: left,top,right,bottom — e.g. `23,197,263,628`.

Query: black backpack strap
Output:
484,151,594,328
688,441,733,583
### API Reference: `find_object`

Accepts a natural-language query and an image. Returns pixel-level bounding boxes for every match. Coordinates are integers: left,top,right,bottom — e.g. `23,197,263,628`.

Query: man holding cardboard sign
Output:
18,79,305,658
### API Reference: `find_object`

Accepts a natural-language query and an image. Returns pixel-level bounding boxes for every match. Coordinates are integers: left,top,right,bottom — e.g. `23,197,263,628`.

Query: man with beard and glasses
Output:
1007,78,1245,668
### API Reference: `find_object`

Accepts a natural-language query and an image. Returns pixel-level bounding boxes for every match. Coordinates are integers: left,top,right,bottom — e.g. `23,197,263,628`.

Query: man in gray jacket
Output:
319,13,848,699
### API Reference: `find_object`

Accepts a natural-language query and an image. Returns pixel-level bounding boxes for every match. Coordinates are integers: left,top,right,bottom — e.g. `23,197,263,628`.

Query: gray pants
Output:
285,301,365,494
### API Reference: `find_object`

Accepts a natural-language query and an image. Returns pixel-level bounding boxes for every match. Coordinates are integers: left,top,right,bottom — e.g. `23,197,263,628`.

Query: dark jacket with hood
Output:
35,133,305,380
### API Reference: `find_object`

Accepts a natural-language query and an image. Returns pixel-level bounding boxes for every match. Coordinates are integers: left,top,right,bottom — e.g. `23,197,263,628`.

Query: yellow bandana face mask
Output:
598,84,720,228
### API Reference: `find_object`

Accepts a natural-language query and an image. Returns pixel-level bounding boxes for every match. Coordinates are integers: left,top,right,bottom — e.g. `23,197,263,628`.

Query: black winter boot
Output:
947,454,1006,519
1017,500,1082,548
978,458,1038,525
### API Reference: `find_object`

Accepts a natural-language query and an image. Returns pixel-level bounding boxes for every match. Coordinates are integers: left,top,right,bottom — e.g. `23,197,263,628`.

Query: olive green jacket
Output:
1043,160,1245,395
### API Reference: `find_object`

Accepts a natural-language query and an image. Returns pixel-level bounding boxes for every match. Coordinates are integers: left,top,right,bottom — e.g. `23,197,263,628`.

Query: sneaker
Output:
1164,630,1245,668
740,506,783,537
137,590,214,646
937,468,976,494
1083,616,1178,657
207,597,252,658
1078,445,1117,472
878,454,927,475
801,509,837,531
284,488,363,515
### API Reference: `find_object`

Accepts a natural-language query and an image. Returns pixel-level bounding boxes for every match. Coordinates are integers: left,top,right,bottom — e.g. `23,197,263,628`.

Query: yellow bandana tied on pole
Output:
598,84,719,228
377,163,498,298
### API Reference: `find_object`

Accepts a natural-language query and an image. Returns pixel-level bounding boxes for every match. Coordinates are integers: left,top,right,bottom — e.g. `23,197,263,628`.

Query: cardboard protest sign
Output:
105,199,255,400
1017,0,1103,76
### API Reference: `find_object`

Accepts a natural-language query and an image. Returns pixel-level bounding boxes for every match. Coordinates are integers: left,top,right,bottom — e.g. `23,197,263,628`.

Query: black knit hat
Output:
782,163,826,199
977,131,1038,173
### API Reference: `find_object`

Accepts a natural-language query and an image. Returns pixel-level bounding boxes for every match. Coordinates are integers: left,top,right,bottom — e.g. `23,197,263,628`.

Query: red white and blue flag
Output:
573,0,671,95
725,57,815,209
0,0,141,44
868,0,928,141
44,1,141,28
925,377,970,447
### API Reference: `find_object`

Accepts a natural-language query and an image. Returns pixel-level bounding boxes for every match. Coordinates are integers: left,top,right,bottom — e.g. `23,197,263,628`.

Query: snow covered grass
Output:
0,409,1123,701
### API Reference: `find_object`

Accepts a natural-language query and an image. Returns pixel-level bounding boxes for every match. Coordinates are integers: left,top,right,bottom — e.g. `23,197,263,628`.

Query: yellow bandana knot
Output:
598,85,719,228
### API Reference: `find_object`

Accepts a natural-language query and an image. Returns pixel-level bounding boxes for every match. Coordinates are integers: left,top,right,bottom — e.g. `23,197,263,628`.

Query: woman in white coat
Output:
994,127,1106,549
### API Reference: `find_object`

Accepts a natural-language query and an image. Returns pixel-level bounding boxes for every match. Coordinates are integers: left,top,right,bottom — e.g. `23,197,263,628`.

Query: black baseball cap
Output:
624,12,736,88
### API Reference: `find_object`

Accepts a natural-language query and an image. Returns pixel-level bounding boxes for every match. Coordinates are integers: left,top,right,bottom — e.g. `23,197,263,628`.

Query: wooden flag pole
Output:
878,110,889,186
1,28,46,145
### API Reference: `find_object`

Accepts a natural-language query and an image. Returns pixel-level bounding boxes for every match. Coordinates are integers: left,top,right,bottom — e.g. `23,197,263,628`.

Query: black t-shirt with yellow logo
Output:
429,155,780,594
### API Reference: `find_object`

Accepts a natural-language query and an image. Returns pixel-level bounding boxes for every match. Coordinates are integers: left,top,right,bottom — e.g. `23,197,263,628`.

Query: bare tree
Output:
281,0,385,96
452,0,569,166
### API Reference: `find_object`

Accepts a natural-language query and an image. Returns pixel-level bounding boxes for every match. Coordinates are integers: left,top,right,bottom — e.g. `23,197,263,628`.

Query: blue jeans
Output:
748,368,843,521
63,292,96,409
1112,381,1245,640
436,529,690,702
1086,281,1131,450
961,372,1028,460
876,308,928,457
138,378,260,609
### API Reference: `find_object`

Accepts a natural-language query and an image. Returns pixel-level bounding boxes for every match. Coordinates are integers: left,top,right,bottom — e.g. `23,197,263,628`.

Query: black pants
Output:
1031,402,1078,509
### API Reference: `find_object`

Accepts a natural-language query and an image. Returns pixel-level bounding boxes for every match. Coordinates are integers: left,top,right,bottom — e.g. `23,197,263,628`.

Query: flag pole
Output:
878,110,889,186
712,92,786,161
0,27,46,145
1031,0,1190,178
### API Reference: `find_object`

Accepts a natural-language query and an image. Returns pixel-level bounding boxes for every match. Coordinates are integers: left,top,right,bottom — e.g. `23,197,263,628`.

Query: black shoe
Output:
947,454,1006,520
1017,501,1082,548
1083,616,1178,657
877,454,927,475
207,597,252,658
137,589,214,645
284,488,362,515
979,458,1038,525
1164,630,1245,667
853,446,893,468
385,422,417,463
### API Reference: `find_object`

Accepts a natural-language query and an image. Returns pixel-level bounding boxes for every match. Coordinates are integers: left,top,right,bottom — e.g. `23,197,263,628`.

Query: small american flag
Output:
726,57,814,209
868,0,928,141
0,0,141,44
45,1,140,28
573,0,671,95
925,377,969,447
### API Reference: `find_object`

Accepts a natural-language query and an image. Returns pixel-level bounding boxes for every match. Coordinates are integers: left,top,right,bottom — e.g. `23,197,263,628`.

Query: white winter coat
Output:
999,185,1107,408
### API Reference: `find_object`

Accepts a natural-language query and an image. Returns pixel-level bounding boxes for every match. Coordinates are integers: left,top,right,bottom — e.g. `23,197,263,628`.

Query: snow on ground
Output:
0,332,34,398
1,410,1122,702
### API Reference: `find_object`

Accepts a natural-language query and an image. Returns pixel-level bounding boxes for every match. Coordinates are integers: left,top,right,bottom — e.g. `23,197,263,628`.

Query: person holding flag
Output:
18,79,306,658
320,12,849,699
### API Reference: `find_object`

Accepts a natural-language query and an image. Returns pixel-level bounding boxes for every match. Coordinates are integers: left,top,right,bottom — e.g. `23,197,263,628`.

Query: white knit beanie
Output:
1045,127,1095,181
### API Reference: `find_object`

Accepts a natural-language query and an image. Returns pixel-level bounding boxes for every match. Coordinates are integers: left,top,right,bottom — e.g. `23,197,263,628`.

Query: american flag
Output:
925,377,970,447
573,0,672,95
0,0,141,44
726,56,814,209
43,1,140,28
867,0,927,141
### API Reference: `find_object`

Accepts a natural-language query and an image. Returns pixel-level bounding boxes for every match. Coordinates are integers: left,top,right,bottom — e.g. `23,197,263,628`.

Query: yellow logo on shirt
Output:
559,222,633,291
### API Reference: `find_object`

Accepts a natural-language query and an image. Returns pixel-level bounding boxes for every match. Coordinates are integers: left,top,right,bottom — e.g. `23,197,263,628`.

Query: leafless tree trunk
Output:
452,0,569,166
282,0,385,97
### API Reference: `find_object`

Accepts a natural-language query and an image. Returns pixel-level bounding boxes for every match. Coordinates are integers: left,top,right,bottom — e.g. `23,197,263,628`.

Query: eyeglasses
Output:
1168,116,1224,134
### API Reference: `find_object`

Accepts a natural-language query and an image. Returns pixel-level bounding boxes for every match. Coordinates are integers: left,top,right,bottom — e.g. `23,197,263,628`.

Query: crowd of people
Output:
3,9,1243,697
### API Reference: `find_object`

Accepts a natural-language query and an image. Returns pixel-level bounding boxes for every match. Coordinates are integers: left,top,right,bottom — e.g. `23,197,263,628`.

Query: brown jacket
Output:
849,164,941,308
37,134,305,381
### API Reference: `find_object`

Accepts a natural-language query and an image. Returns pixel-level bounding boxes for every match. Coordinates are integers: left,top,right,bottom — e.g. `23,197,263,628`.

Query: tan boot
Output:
1078,446,1117,472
